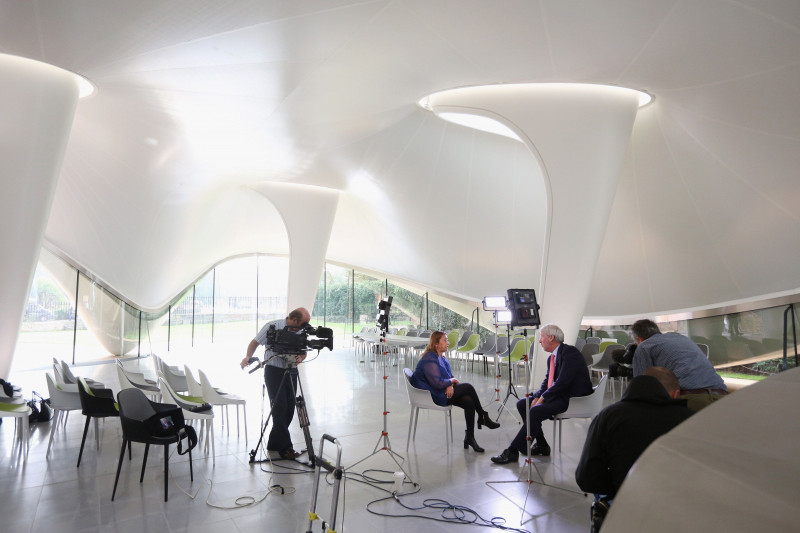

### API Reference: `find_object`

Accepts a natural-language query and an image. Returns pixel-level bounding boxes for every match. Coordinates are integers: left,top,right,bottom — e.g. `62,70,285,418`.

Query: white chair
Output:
45,372,82,457
158,377,215,464
198,369,247,444
402,368,453,453
153,354,188,393
52,364,78,393
552,375,607,452
183,365,205,398
0,401,31,456
116,362,160,401
59,359,104,388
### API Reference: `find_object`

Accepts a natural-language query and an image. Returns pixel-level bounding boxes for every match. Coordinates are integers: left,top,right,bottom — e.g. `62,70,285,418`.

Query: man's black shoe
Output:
279,448,301,460
490,448,519,464
530,444,551,456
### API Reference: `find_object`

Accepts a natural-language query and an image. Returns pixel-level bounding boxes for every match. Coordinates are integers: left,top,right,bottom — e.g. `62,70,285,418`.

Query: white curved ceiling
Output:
2,0,799,315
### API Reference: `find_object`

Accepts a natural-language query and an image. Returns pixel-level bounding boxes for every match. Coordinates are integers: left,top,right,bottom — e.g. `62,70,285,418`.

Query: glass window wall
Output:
19,247,795,380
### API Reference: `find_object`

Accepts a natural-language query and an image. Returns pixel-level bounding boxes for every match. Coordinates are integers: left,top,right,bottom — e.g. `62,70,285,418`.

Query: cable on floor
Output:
366,490,531,533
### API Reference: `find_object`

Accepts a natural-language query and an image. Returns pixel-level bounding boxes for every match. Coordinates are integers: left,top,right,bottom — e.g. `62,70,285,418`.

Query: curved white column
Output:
424,83,641,382
0,55,82,378
251,183,339,314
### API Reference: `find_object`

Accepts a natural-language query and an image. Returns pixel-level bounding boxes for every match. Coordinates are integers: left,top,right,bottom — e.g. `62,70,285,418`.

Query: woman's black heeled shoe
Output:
464,430,485,453
477,412,500,430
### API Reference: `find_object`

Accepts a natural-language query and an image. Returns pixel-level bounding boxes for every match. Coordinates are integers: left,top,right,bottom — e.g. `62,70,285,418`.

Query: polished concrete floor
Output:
1,345,608,532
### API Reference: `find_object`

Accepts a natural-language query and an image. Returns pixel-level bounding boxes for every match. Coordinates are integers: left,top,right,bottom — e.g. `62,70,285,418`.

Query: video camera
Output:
266,323,335,356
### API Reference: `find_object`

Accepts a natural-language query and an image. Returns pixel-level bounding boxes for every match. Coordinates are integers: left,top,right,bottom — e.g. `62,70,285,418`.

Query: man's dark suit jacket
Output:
533,342,593,404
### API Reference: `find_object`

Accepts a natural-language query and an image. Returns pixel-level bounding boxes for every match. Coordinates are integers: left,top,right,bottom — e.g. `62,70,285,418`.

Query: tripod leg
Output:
292,372,316,467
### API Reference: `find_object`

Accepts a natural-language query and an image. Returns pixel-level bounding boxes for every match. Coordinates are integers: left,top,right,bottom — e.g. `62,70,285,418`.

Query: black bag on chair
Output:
143,406,198,454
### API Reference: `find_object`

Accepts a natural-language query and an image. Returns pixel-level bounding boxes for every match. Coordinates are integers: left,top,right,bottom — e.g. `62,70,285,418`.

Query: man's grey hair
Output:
539,324,564,343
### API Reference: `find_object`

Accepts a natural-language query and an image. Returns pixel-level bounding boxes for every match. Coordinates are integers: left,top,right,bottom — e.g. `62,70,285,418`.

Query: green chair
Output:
455,333,481,372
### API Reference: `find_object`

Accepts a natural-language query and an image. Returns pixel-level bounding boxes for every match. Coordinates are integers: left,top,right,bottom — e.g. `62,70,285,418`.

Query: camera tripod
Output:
248,356,316,467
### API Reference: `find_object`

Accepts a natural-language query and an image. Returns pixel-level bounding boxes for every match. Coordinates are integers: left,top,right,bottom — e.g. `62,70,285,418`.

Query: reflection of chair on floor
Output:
112,388,195,502
159,377,215,464
403,368,453,453
76,377,119,467
45,372,82,458
552,375,607,452
198,369,247,444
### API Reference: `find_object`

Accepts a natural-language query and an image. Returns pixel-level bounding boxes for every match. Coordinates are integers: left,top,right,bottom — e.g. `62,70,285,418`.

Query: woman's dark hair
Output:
424,331,446,355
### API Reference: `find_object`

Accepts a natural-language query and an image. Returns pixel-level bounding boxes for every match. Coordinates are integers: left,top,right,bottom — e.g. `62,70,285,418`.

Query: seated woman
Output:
410,331,499,452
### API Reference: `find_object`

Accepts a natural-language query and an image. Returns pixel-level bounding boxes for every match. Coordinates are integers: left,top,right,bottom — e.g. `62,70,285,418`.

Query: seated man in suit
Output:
491,323,593,463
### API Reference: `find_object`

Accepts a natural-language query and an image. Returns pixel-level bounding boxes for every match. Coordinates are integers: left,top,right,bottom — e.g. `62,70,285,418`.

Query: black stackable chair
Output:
76,377,119,467
112,388,196,502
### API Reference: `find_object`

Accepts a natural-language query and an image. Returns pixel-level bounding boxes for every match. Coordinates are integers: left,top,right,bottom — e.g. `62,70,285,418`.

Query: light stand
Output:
348,297,415,488
495,322,521,424
487,328,586,525
488,289,583,525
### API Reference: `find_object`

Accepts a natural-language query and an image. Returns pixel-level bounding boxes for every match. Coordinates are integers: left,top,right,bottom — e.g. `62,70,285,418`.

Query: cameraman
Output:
241,307,311,460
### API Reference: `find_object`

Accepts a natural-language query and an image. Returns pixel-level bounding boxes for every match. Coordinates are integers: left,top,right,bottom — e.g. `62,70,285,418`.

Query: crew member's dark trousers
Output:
446,382,486,431
265,365,297,453
510,396,567,453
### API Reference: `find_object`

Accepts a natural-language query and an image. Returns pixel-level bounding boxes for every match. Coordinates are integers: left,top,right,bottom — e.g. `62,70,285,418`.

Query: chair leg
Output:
242,404,247,446
46,410,60,458
140,443,150,482
77,416,91,467
112,438,127,501
406,410,414,450
163,443,169,502
188,445,193,482
210,420,215,465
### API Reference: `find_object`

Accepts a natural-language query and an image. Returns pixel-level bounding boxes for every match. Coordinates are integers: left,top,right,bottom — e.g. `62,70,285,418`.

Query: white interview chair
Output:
403,368,453,453
198,369,247,444
552,375,607,452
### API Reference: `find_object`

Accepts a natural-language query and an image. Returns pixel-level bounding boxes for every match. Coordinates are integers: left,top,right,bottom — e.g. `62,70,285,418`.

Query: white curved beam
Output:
0,54,82,377
250,183,340,314
423,83,641,380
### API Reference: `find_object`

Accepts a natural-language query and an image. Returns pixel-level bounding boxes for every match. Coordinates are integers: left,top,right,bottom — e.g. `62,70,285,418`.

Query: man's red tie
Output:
547,353,556,389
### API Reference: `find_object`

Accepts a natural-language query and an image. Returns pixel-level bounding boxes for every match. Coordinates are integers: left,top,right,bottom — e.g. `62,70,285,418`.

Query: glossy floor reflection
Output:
1,347,607,532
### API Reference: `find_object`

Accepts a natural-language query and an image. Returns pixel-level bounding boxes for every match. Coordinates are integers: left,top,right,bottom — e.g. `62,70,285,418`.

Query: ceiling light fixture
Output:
75,73,96,99
419,83,654,140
